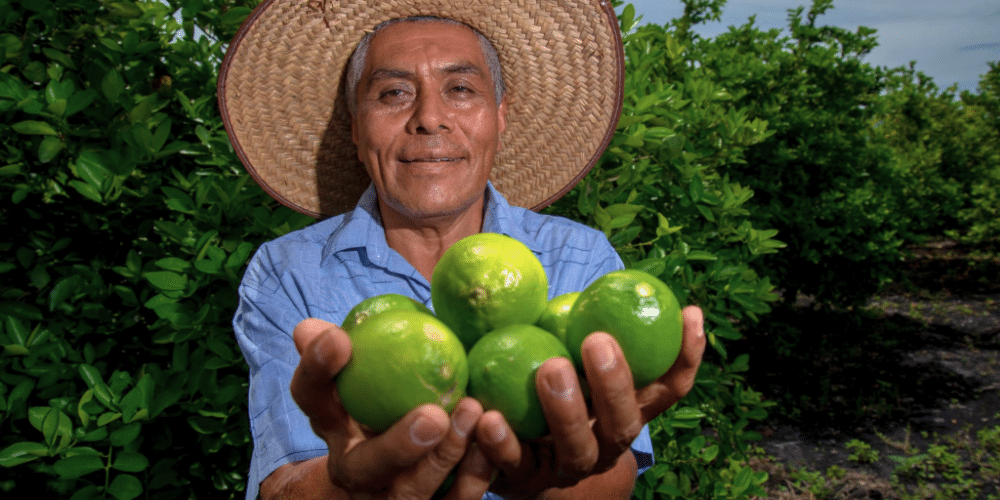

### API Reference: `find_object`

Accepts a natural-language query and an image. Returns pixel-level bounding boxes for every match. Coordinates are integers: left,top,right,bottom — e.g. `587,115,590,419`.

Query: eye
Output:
379,88,404,99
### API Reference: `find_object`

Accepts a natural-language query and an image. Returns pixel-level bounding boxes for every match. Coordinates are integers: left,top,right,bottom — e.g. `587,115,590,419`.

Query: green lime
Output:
565,269,683,389
431,233,548,349
342,293,432,332
467,324,571,440
336,310,468,433
536,291,580,345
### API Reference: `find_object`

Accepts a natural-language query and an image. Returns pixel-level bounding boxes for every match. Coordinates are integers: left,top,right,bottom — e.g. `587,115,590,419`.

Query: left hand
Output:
474,305,706,499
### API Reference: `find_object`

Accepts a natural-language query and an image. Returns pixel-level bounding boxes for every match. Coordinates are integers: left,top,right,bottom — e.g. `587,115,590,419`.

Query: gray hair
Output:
345,16,507,116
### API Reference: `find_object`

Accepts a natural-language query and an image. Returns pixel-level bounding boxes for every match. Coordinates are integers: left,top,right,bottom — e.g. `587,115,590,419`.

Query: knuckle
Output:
560,446,598,478
608,420,643,450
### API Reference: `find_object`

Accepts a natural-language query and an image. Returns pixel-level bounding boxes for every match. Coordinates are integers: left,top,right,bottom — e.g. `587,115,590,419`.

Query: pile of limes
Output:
334,233,684,439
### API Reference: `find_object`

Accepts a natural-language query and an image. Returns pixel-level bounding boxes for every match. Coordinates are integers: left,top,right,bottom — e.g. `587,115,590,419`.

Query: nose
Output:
406,90,451,135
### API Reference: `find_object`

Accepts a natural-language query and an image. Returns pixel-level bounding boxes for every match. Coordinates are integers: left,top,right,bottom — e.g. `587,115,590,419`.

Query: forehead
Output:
365,20,488,71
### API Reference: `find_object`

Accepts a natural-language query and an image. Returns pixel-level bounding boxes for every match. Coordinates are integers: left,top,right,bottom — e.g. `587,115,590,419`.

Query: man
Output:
220,2,706,499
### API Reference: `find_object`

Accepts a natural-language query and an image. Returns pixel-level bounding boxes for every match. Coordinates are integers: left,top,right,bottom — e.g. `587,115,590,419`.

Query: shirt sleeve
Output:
233,243,327,500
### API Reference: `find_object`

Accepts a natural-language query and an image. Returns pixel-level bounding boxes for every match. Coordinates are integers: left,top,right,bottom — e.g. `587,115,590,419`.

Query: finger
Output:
293,318,346,357
581,333,642,473
638,305,706,421
333,403,450,491
289,321,355,438
536,356,598,483
441,443,494,500
474,410,523,475
405,398,483,495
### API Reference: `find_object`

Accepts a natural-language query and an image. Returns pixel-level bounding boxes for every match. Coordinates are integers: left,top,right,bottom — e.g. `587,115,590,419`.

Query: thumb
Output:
290,318,355,438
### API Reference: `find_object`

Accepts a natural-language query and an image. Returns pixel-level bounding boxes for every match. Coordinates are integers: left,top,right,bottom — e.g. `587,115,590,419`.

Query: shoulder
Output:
506,208,623,296
251,214,349,267
515,208,615,257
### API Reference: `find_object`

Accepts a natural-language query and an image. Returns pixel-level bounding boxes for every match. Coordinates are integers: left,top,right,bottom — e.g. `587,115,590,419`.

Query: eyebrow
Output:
367,62,486,84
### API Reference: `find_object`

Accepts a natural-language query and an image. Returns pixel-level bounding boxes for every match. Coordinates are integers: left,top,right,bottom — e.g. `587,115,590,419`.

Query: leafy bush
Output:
685,0,909,308
546,3,780,496
876,62,1000,247
0,1,312,498
954,63,1000,245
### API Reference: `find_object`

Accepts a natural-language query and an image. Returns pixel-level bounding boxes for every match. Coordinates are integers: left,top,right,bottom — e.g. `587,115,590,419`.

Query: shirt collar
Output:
482,182,541,254
322,181,541,263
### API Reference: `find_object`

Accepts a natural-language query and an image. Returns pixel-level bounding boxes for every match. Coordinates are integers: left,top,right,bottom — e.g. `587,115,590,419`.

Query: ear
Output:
350,115,363,163
495,94,508,151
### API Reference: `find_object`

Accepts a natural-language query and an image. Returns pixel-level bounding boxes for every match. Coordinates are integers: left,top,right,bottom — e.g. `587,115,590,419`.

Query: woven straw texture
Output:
219,0,623,218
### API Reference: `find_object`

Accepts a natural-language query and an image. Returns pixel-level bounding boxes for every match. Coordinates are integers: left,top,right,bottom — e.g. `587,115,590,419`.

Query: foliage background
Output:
1,0,997,499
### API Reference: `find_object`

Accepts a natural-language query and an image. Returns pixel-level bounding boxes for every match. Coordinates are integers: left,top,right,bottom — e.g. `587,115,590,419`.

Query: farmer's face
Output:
351,20,507,223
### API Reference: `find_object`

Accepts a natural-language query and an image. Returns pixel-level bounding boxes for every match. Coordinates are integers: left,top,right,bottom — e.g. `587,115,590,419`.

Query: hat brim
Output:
218,0,624,218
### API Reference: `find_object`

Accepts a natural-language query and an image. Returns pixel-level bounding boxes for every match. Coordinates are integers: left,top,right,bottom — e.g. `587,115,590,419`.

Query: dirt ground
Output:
741,240,1000,498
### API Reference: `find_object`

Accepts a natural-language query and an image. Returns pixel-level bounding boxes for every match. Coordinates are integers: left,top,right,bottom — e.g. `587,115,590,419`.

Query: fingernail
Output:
308,332,336,368
410,416,443,446
485,416,507,444
591,335,616,371
546,364,577,401
451,405,476,439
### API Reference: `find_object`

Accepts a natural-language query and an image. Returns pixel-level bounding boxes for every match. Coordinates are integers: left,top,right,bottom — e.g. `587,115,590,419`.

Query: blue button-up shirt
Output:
233,182,653,499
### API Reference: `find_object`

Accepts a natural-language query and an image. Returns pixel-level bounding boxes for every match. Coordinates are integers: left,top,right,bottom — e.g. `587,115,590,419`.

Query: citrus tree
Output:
0,0,308,498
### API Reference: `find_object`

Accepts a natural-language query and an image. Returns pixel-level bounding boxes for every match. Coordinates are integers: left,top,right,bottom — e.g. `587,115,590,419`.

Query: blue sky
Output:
626,0,1000,93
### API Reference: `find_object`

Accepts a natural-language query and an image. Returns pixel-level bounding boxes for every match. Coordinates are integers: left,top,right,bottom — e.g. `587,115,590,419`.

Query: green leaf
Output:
46,79,74,102
0,72,27,100
12,120,58,136
685,251,717,261
0,441,48,467
688,176,705,203
122,30,139,54
221,6,251,25
49,274,81,312
152,119,171,152
97,412,122,426
145,271,187,291
53,454,104,479
162,186,196,213
112,451,149,472
5,316,29,345
68,485,101,500
672,407,706,420
38,136,65,163
225,241,254,269
731,466,753,495
109,1,144,19
110,423,141,447
76,151,113,193
79,364,117,410
69,180,103,203
102,70,125,103
66,90,97,117
42,48,76,69
194,259,221,274
40,408,73,447
619,3,636,33
154,257,190,272
109,474,143,500
78,389,94,426
695,204,716,222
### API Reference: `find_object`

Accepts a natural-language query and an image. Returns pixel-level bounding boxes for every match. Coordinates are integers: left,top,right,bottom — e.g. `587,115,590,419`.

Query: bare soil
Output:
738,240,1000,498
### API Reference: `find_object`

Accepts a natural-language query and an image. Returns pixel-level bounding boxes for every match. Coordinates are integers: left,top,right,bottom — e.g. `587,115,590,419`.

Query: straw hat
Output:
218,0,624,218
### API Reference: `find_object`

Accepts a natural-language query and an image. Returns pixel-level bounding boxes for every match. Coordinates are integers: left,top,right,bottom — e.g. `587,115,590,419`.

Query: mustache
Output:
398,137,467,162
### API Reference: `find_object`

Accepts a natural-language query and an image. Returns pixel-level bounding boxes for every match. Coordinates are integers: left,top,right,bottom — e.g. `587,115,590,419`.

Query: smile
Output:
400,157,462,163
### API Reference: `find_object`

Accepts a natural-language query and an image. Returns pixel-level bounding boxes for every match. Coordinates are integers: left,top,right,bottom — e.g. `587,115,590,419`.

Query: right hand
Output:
286,317,493,499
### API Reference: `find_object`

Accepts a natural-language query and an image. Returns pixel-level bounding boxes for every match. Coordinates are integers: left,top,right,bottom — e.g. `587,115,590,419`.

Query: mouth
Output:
399,157,463,163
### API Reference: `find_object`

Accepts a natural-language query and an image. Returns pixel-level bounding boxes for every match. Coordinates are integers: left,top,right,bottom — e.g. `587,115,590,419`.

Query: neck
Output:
378,196,486,282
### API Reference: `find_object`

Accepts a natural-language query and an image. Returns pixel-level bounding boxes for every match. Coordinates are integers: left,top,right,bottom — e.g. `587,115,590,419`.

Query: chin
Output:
391,194,480,221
